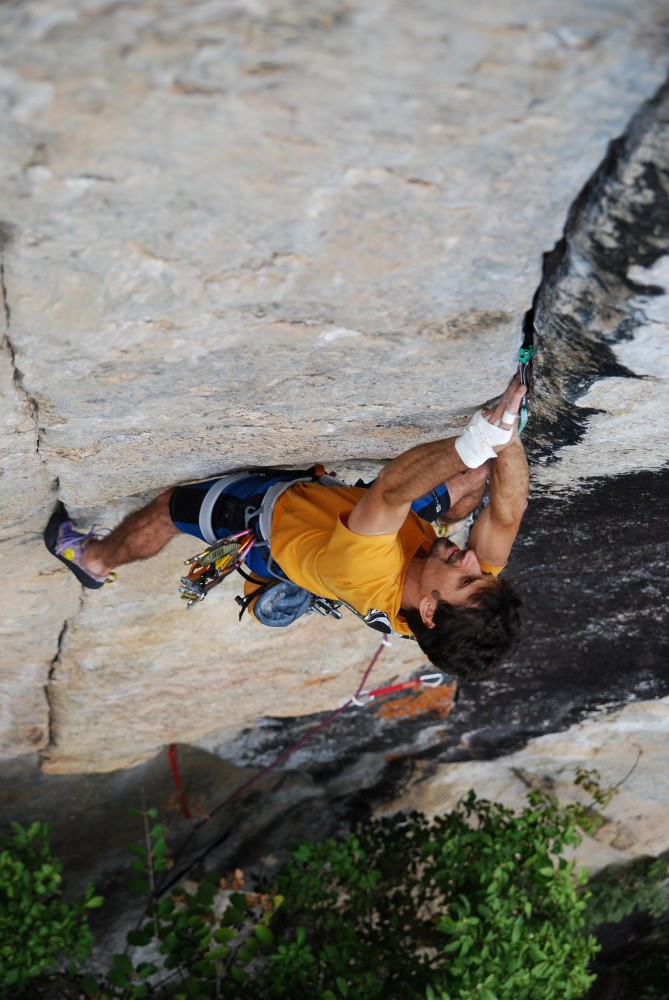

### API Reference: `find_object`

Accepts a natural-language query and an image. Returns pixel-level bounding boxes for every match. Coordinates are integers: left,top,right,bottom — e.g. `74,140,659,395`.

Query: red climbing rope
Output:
169,639,391,824
167,744,191,820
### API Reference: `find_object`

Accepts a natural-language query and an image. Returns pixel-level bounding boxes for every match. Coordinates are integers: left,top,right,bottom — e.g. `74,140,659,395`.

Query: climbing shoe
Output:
44,502,112,589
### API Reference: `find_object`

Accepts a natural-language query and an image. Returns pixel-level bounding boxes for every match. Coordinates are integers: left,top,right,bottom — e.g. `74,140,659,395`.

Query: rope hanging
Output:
159,641,449,894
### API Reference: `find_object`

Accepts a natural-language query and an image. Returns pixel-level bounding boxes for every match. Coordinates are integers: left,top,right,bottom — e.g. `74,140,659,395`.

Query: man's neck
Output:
401,551,425,611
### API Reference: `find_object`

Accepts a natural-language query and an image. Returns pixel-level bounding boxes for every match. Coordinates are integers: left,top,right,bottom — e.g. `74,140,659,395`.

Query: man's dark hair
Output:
404,577,522,681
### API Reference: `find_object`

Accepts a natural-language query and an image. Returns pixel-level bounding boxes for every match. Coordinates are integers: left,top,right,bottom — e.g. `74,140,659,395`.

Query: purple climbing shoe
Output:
44,502,111,590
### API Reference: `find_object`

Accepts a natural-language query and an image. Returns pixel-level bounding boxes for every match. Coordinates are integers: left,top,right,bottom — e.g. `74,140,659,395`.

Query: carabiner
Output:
419,673,445,688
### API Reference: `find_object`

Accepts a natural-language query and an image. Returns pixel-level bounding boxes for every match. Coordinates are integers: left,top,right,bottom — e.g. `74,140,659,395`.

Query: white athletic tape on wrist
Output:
455,409,514,468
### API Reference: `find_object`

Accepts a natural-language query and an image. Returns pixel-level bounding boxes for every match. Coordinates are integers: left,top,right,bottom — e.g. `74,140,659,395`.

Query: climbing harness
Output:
180,529,345,623
177,465,351,622
159,639,452,895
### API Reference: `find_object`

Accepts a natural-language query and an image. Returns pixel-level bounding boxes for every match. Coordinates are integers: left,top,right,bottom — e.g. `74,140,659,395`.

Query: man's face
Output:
420,537,490,607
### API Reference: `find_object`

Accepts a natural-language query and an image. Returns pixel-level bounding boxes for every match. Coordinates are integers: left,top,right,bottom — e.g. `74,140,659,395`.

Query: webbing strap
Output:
255,477,312,549
198,474,249,543
254,471,347,580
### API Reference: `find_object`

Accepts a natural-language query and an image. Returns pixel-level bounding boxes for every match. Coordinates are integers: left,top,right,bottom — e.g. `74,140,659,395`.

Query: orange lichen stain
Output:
301,675,338,688
376,681,458,721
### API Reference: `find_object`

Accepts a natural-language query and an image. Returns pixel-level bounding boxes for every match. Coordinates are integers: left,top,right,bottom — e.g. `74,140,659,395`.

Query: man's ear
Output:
419,594,437,629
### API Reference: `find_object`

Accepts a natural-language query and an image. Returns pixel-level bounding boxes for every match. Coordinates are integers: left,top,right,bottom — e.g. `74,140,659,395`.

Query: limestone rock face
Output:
1,0,669,821
383,697,669,874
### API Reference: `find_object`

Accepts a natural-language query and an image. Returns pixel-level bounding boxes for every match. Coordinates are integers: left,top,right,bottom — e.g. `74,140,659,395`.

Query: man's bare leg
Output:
82,489,179,578
77,468,486,578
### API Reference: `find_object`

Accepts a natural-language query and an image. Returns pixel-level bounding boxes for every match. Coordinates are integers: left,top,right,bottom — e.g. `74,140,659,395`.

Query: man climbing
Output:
45,374,528,680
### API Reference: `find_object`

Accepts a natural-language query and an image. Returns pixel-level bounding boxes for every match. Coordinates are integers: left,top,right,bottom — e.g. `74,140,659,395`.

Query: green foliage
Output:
80,812,281,999
573,768,618,811
0,820,95,995
10,785,621,1000
261,790,599,1000
585,855,669,928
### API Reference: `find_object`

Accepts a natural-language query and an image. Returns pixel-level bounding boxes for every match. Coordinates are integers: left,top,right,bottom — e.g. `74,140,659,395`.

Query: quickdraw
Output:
349,671,445,707
179,529,256,607
180,530,345,620
308,597,343,619
517,343,535,435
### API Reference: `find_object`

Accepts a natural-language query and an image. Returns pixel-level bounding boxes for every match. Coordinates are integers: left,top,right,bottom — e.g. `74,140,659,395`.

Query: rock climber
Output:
45,374,529,680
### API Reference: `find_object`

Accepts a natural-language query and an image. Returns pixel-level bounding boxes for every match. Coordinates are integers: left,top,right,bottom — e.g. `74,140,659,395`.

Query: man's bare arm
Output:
347,436,468,536
348,375,528,539
467,376,529,567
468,437,529,568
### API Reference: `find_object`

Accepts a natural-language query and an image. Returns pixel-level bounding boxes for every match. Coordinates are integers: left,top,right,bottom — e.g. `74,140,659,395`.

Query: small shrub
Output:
0,820,100,995
80,809,281,1000
6,786,612,999
261,791,599,1000
586,856,669,928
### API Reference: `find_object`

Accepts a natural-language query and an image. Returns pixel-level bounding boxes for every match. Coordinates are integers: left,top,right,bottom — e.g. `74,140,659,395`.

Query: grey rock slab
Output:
0,0,668,769
0,533,77,759
2,0,666,502
40,531,420,773
0,327,55,533
383,696,669,874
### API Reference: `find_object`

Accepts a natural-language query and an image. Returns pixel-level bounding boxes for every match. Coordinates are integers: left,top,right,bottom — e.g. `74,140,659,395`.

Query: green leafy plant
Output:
7,780,622,1000
260,790,600,1000
0,820,100,994
571,767,620,834
80,807,282,1000
585,855,669,928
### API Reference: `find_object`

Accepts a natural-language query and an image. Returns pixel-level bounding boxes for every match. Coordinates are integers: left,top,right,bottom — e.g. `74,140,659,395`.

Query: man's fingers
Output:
499,386,527,422
509,384,527,410
483,381,527,428
502,372,522,400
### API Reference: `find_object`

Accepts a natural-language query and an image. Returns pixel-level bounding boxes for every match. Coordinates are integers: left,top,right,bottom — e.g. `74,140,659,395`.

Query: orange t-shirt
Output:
270,482,434,636
479,560,503,577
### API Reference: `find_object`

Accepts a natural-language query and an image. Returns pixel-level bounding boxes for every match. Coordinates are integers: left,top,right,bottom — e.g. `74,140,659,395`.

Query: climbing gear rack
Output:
179,529,256,607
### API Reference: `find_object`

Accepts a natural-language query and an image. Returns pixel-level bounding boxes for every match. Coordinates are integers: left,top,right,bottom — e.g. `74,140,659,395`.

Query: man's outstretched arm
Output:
467,437,529,568
347,435,468,536
348,376,527,537
467,375,529,567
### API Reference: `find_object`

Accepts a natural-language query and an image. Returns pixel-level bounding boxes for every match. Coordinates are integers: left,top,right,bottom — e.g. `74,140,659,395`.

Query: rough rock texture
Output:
527,77,669,481
2,0,669,900
2,0,668,773
383,697,669,874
